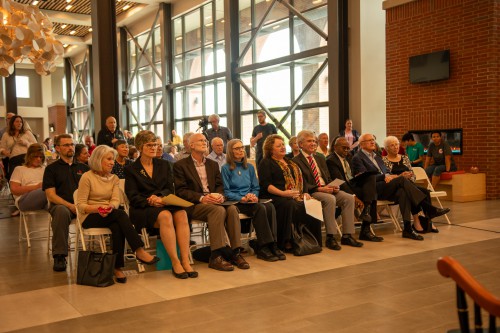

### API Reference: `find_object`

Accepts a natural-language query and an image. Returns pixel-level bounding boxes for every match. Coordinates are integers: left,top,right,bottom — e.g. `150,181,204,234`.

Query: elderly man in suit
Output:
327,136,383,242
173,133,249,271
351,133,447,241
292,130,363,250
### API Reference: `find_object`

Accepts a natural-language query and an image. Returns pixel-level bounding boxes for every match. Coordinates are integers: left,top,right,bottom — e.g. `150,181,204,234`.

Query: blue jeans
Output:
425,164,456,177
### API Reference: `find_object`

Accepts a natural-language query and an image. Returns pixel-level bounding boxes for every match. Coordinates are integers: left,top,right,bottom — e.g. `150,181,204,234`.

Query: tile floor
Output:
1,198,499,332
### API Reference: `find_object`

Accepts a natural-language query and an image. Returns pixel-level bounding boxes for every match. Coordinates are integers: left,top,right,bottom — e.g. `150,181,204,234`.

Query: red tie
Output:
307,155,321,187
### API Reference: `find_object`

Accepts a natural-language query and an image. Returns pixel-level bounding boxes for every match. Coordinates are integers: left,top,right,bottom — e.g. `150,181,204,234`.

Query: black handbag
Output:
291,223,322,256
77,251,117,287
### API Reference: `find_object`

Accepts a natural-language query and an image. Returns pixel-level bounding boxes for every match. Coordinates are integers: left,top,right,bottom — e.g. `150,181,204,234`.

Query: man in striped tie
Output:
293,130,363,251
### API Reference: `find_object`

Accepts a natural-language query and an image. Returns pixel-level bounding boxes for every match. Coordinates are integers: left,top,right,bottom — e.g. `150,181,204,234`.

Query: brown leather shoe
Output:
231,254,250,269
208,255,234,271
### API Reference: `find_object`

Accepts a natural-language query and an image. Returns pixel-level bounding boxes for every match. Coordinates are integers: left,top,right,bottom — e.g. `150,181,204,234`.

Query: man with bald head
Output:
206,137,226,171
352,133,431,241
97,116,124,147
173,133,248,272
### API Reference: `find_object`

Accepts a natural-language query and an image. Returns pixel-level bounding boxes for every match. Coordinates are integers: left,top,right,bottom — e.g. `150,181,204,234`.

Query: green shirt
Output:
406,142,424,166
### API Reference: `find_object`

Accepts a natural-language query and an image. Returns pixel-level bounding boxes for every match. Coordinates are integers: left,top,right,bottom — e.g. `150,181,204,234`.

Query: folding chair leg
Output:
434,197,452,225
387,205,402,232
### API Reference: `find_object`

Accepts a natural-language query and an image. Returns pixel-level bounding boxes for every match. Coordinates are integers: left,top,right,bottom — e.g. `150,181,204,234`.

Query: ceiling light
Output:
221,19,225,23
70,30,76,35
31,0,39,5
272,25,280,30
63,44,68,48
65,4,72,10
61,24,67,29
205,22,213,27
175,36,183,41
66,0,72,2
123,4,131,10
312,0,322,3
0,0,64,77
88,28,92,32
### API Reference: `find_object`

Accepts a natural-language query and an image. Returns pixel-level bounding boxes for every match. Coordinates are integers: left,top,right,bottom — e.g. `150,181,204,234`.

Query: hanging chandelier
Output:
0,0,64,77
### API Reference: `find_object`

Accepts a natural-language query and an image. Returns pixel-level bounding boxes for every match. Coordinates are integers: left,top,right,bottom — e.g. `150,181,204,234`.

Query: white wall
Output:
349,0,386,142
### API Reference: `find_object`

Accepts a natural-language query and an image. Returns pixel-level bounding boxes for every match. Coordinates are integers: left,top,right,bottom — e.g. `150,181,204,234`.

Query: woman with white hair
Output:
382,136,447,234
76,145,159,283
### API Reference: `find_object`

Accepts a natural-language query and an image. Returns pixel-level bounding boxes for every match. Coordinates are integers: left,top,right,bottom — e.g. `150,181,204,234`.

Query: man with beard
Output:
43,134,89,272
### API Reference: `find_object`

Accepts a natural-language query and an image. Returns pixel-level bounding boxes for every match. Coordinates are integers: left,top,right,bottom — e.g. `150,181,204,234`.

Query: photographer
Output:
205,114,232,153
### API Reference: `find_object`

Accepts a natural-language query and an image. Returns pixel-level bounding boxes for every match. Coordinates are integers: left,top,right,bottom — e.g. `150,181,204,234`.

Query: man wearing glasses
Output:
174,133,248,272
327,136,383,242
43,134,89,272
351,133,431,241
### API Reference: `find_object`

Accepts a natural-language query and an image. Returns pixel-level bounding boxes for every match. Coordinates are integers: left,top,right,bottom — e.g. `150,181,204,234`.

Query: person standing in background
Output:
316,133,329,157
250,110,277,167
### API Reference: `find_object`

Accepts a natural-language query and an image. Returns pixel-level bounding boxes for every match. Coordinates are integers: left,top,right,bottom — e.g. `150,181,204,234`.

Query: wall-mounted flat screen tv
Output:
409,50,450,83
408,129,462,155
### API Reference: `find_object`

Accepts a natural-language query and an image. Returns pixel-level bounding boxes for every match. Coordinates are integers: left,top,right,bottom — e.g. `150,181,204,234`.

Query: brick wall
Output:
385,0,500,199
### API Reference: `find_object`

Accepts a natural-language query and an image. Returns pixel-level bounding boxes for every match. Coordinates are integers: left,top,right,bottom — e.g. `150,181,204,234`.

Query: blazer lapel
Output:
333,154,347,180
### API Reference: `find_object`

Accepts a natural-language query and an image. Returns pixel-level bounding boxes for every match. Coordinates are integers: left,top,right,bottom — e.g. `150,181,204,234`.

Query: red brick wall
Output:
385,0,500,199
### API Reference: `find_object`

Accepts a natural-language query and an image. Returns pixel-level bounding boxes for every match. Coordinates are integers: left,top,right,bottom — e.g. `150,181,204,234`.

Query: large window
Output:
238,0,328,146
127,26,164,140
172,0,226,136
15,76,30,98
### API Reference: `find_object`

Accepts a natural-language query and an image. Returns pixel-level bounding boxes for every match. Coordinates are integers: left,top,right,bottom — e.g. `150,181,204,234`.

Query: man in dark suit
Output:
352,133,446,241
173,133,249,271
293,130,363,250
326,136,383,242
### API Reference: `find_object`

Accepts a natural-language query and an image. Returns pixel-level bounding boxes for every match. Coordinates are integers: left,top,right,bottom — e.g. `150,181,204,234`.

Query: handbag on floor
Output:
291,223,322,256
77,251,116,287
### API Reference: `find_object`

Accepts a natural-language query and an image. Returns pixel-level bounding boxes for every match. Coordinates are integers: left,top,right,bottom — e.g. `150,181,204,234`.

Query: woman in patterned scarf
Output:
257,134,322,252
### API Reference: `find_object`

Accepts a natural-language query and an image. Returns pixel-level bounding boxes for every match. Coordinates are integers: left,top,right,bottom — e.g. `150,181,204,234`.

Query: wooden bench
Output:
435,173,486,202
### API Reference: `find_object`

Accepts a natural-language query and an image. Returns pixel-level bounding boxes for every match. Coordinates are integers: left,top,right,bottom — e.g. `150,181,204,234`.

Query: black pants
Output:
377,177,426,221
7,154,25,180
82,209,144,268
236,202,276,246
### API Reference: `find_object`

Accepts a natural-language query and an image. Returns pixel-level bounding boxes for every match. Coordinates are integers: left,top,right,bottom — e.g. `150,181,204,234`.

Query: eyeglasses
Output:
361,139,375,143
144,143,159,149
58,143,75,147
233,146,245,151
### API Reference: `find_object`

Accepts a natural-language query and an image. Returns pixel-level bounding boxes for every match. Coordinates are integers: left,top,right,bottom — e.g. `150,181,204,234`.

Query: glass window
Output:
187,84,203,117
15,76,29,98
174,18,183,55
256,67,291,108
185,9,201,51
293,6,327,54
203,3,213,45
186,49,202,80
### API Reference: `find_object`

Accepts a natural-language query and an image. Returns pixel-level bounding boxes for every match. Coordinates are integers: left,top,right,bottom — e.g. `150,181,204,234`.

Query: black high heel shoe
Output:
186,271,199,278
172,269,188,279
115,276,127,284
137,256,160,265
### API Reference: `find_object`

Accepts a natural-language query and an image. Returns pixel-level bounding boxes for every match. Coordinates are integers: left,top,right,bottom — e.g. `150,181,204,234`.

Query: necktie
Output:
307,155,321,187
343,159,353,181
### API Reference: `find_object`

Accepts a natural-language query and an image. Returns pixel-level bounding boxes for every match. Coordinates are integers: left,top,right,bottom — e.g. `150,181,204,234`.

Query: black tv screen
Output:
409,50,450,83
408,129,462,155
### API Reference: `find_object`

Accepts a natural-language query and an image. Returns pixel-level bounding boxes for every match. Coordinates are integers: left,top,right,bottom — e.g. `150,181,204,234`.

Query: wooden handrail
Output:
437,256,500,317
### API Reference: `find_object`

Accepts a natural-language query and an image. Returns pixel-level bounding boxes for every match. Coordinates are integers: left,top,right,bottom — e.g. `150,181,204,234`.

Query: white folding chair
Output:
412,167,451,224
73,190,113,269
18,208,51,248
376,200,402,232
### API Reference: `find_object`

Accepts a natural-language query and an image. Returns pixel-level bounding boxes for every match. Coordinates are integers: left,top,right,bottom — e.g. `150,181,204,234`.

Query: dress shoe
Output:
325,236,341,250
187,271,199,278
115,276,127,283
340,235,364,247
431,227,439,233
231,254,250,269
189,240,197,246
137,255,160,265
172,269,189,279
403,221,424,240
403,228,424,241
426,207,450,220
53,255,67,272
359,206,371,223
256,246,279,262
208,255,234,271
358,228,384,242
270,243,286,260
